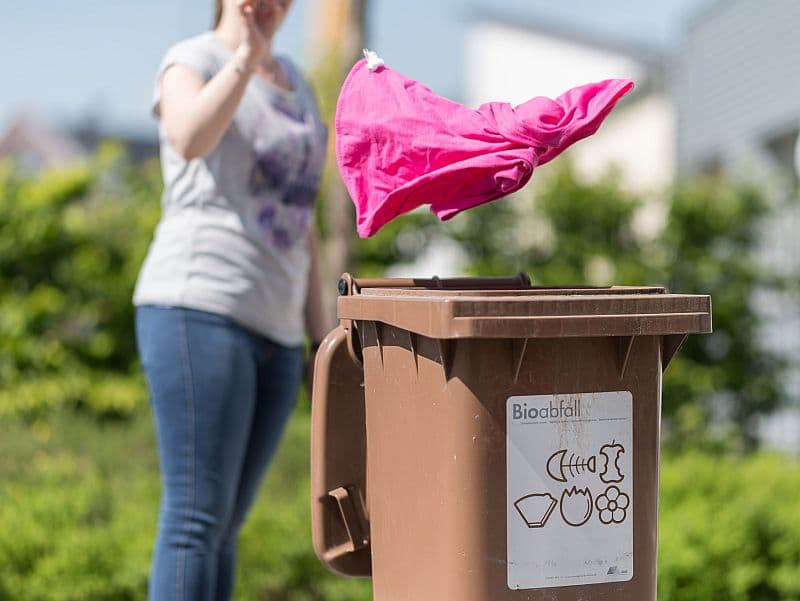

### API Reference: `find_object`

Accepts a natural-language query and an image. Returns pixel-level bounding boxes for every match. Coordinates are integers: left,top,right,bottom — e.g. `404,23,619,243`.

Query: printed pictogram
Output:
599,441,626,483
546,449,597,483
596,485,630,524
514,493,558,528
559,487,593,527
507,392,633,589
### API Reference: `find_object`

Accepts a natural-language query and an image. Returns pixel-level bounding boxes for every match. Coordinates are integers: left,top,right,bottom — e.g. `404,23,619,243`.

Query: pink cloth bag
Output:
335,58,634,238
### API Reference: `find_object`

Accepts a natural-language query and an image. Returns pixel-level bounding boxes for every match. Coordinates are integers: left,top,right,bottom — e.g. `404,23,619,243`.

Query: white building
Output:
675,0,800,345
466,0,800,190
465,15,676,193
675,0,800,182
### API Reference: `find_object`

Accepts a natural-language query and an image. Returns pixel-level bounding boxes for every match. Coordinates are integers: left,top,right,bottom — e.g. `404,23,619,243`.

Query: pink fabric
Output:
335,59,634,238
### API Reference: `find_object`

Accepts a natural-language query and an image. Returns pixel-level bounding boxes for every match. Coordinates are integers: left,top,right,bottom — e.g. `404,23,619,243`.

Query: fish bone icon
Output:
547,449,597,483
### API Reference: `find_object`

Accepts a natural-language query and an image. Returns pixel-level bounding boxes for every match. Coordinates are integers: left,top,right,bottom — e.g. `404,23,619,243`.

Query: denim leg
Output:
137,307,261,601
215,341,303,601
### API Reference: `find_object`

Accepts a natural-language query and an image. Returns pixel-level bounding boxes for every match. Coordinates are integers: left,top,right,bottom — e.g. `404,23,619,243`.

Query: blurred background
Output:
1,0,799,599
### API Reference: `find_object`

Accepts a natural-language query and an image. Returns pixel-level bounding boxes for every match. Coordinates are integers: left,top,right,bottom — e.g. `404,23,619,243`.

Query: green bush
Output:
0,455,156,601
2,147,793,441
659,451,800,600
1,407,798,600
0,408,372,601
449,164,792,445
0,147,159,421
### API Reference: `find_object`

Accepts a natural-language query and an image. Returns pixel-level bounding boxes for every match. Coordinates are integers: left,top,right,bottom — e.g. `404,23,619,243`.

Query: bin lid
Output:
338,282,712,339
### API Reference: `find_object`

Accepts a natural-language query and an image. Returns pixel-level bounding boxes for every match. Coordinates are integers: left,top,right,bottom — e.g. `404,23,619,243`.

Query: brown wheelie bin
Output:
311,273,712,601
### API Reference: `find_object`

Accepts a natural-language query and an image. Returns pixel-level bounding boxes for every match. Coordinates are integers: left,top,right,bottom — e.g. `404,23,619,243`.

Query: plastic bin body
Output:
311,276,711,601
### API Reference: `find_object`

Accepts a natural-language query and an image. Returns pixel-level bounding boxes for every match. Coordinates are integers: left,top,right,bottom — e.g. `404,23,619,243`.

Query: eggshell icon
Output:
559,487,593,527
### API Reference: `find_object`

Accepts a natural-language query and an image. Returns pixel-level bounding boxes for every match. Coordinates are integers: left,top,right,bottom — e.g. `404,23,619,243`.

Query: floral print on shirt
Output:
248,111,324,252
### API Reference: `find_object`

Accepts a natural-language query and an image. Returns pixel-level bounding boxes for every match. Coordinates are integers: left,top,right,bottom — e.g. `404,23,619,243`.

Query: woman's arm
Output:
159,0,266,159
159,54,252,159
305,226,332,347
304,226,333,395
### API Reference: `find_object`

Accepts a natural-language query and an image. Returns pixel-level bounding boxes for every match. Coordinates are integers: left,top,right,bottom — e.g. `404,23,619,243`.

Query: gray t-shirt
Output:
133,32,327,346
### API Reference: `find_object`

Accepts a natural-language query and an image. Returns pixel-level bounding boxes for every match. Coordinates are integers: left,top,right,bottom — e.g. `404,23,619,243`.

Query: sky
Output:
0,0,708,138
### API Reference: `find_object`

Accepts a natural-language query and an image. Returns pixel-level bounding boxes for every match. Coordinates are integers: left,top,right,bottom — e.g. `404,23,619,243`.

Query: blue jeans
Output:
135,306,303,601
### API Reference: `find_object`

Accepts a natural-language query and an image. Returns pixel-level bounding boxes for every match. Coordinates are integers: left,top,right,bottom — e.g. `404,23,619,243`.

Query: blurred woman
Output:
133,1,329,598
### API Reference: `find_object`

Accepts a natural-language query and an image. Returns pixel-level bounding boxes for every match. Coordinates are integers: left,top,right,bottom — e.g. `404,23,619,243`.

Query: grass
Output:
0,398,373,601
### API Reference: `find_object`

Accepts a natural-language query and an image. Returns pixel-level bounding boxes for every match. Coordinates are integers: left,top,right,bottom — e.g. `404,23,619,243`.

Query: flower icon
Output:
596,485,630,524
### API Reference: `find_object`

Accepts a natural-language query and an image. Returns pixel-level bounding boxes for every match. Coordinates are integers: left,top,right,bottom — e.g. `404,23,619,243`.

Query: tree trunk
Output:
312,0,370,314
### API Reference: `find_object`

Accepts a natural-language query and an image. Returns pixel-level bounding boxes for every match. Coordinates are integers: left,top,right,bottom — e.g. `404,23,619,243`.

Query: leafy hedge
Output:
1,148,794,439
659,451,800,601
1,411,798,601
449,165,793,445
0,148,159,421
0,409,373,601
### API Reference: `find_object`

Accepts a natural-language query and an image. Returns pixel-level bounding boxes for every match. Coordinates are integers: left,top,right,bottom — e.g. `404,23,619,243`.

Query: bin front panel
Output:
360,325,661,601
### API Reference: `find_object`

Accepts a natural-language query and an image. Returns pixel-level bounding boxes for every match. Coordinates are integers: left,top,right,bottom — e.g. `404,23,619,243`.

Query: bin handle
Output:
310,326,372,576
323,486,370,560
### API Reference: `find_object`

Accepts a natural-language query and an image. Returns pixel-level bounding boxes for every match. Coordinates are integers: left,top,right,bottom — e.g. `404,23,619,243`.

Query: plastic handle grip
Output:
310,325,372,577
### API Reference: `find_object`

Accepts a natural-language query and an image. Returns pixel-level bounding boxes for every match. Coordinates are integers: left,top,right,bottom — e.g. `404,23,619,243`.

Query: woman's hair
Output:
213,0,223,27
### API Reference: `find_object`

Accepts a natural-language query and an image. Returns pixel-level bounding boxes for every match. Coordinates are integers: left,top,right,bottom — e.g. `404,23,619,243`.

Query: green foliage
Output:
448,164,791,443
659,451,800,601
447,166,644,284
1,410,798,600
0,146,160,420
657,179,786,443
0,409,372,601
0,403,161,601
351,208,439,277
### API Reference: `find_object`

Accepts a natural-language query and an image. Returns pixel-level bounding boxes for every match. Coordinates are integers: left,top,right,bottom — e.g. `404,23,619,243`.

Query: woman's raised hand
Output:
236,0,268,69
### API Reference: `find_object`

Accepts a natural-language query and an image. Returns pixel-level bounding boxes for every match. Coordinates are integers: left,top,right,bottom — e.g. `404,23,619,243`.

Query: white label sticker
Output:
506,391,633,590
